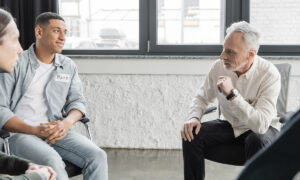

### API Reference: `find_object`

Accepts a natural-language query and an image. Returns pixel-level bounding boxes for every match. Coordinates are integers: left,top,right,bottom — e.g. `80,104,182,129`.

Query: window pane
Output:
157,0,225,45
59,0,139,50
250,0,300,45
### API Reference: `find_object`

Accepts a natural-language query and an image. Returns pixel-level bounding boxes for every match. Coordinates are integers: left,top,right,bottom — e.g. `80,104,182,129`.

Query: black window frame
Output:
61,0,300,56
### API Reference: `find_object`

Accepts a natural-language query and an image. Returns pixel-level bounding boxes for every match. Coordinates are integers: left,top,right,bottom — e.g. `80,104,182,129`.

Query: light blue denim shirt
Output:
0,44,86,128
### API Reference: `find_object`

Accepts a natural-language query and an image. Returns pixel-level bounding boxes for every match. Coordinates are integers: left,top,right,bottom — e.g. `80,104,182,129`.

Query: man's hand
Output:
32,126,52,139
217,76,234,96
41,120,72,144
26,163,56,180
181,118,201,142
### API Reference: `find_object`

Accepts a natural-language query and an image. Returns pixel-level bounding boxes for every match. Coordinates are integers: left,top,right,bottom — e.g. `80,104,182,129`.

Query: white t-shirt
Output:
14,60,55,126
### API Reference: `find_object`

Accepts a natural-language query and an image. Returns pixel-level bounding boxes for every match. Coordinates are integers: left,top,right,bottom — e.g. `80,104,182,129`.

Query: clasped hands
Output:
26,163,56,180
35,120,72,144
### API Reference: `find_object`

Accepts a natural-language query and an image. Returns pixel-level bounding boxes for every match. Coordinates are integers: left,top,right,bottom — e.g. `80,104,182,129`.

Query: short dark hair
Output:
0,8,13,44
35,12,64,27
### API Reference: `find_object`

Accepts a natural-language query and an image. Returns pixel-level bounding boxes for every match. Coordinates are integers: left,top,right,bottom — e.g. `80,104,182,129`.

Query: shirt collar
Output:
28,43,64,69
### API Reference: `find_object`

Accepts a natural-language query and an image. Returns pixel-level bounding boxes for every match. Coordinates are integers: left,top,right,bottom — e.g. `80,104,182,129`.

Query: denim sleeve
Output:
63,63,86,117
0,71,16,129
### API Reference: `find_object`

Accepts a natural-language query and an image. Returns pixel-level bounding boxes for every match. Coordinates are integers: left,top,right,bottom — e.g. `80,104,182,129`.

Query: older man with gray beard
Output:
181,21,281,180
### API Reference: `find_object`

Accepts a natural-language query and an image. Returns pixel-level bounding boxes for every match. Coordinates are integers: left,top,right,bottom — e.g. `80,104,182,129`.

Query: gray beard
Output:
223,61,247,72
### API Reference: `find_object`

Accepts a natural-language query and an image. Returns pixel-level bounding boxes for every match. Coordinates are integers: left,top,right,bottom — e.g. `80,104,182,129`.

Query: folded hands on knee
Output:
34,120,72,144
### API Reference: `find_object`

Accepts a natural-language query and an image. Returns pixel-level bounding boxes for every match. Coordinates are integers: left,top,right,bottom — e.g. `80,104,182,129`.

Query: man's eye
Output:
226,50,234,54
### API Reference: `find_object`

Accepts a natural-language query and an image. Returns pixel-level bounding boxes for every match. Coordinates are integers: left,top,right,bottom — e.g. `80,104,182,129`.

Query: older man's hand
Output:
217,76,234,96
181,118,201,142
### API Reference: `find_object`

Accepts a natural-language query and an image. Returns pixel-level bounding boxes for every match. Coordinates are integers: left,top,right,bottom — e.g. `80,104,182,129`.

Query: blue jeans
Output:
9,130,108,180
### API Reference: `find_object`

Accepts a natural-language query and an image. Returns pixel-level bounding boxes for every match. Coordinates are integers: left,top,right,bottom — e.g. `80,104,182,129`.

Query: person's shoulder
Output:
17,49,31,63
12,49,31,72
211,59,223,70
256,56,280,78
209,59,226,74
57,54,77,69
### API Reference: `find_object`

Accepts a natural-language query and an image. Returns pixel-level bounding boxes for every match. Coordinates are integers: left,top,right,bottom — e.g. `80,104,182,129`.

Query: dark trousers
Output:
236,110,300,180
182,120,279,180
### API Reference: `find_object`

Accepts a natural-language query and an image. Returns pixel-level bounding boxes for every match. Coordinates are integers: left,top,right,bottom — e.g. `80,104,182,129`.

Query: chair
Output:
203,63,292,166
0,117,92,178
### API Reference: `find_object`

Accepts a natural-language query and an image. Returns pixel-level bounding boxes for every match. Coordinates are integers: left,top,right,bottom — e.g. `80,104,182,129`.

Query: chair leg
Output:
84,123,93,141
3,138,11,155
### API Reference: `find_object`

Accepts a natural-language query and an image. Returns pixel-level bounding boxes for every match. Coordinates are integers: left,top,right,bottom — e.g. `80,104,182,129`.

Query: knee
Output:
182,128,205,150
89,148,107,166
42,155,65,170
245,133,266,149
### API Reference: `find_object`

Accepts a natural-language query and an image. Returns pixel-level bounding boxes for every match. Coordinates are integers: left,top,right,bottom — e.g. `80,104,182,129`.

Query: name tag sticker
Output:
55,74,70,83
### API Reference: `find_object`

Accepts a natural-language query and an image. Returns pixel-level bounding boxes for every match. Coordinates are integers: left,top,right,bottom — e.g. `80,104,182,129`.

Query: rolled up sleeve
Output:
63,64,86,117
0,72,16,129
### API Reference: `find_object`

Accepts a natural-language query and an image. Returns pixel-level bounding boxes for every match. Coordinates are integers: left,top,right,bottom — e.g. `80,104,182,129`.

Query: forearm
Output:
63,109,83,126
2,116,36,135
227,94,275,134
188,96,208,120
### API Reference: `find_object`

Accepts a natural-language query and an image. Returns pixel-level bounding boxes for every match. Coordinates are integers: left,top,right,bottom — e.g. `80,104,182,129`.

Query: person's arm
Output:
0,152,29,175
0,173,42,180
225,69,281,134
187,61,218,121
181,61,218,142
2,116,49,139
63,61,86,118
0,152,55,180
0,70,16,130
44,109,83,144
42,61,85,144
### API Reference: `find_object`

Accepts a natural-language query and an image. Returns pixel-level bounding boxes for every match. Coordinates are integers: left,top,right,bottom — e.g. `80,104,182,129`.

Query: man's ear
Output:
248,49,256,60
35,26,43,39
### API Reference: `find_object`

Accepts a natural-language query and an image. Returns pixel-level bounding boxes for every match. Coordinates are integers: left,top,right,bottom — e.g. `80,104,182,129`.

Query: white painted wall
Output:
71,56,300,149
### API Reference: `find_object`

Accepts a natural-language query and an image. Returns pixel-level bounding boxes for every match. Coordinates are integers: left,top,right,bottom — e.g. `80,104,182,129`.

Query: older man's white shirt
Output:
188,56,281,137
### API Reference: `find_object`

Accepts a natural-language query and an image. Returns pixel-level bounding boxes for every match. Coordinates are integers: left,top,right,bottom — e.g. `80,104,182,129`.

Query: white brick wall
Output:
250,0,300,44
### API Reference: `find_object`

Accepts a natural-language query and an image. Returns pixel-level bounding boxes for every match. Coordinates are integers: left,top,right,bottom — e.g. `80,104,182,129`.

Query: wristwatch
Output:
226,89,239,100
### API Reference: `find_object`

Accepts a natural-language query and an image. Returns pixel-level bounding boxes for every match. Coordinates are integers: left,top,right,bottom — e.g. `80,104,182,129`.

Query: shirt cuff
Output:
0,108,15,129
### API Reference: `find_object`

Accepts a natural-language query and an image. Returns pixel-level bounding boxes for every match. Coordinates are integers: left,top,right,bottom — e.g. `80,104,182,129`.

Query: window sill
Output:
69,55,300,75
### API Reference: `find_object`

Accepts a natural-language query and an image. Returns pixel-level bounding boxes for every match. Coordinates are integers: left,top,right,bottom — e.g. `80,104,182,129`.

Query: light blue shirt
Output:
0,44,86,128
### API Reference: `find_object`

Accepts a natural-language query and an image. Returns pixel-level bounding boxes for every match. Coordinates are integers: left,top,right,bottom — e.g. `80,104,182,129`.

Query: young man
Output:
181,21,281,180
0,12,107,180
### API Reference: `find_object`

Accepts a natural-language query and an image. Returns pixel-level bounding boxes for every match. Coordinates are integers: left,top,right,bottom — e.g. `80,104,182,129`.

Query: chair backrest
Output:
274,63,291,117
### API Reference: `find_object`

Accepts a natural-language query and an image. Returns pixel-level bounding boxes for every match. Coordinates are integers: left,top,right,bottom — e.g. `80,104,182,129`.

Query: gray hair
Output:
225,21,260,52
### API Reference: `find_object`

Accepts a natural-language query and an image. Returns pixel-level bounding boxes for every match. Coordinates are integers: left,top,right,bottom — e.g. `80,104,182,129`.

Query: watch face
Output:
233,89,238,95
